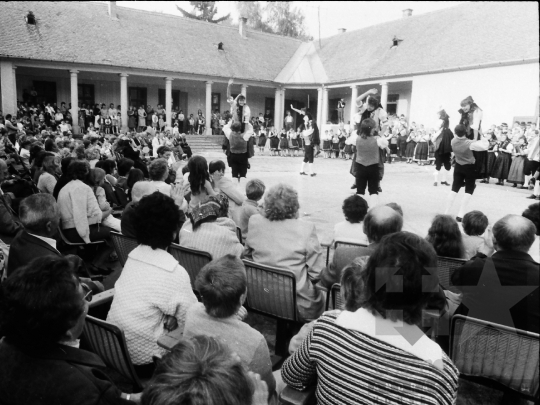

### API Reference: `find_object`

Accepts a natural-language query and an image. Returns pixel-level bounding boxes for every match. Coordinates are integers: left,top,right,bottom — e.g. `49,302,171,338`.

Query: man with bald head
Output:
121,181,186,239
452,214,539,332
321,206,403,288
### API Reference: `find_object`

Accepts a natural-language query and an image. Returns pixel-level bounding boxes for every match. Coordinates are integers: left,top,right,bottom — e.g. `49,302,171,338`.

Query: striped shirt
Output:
282,312,459,405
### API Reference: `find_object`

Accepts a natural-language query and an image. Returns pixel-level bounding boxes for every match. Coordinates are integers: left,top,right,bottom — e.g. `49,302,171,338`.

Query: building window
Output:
129,87,147,109
33,81,57,106
158,89,180,110
78,84,94,107
212,92,221,113
265,97,275,121
386,94,399,115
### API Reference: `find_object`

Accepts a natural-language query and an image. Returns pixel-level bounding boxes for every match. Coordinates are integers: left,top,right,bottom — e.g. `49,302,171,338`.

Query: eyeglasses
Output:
81,283,93,303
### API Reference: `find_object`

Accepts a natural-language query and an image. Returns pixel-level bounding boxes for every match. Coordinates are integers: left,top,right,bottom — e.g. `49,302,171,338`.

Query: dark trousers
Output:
435,151,452,171
355,162,379,195
452,163,477,194
62,224,112,244
303,145,314,163
229,152,249,178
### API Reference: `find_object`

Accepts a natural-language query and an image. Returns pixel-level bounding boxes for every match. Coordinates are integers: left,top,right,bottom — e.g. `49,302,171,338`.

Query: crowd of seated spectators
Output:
0,108,539,404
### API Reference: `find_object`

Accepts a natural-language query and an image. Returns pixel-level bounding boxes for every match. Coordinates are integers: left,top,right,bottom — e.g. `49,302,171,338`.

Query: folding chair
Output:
168,243,212,290
325,239,368,266
450,315,539,403
81,315,144,392
110,232,139,267
88,288,115,320
242,259,303,357
325,283,342,311
437,256,467,293
58,227,106,247
279,386,317,405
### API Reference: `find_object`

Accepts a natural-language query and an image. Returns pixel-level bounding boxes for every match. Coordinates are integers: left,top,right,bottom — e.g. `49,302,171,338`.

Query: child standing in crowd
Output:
159,115,165,132
507,138,527,188
288,129,299,157
258,126,266,154
188,114,195,135
322,130,331,159
284,110,294,132
414,130,429,165
344,129,355,160
491,133,514,185
331,129,340,159
152,111,159,131
269,127,279,156
112,112,119,135
279,128,288,157
103,116,112,135
338,129,347,159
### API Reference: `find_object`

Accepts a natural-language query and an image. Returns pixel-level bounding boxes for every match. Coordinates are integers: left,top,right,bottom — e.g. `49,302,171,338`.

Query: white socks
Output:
445,191,458,214
524,175,531,188
301,162,306,173
308,163,314,175
443,169,450,183
534,181,540,196
238,177,247,196
433,170,440,185
457,193,472,219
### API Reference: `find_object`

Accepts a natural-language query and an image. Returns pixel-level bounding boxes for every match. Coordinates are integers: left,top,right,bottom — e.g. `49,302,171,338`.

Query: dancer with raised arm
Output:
444,124,489,222
349,88,388,190
433,107,454,186
224,79,254,189
300,120,318,176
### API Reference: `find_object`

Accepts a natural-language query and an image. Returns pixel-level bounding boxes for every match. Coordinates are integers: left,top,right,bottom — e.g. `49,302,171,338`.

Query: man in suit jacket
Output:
0,159,23,244
7,194,103,292
320,206,403,289
451,215,539,333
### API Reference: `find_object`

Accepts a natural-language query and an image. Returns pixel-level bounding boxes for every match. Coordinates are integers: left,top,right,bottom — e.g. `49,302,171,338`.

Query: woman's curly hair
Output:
263,183,299,221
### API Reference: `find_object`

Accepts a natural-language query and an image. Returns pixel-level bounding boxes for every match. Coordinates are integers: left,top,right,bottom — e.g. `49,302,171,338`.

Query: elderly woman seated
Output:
179,194,243,259
107,192,197,378
209,159,245,218
183,255,276,400
149,158,172,196
244,183,325,321
142,335,268,405
281,232,459,404
57,160,112,244
0,256,141,404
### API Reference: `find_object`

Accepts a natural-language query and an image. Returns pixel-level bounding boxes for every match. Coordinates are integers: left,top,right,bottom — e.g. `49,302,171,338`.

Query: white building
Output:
0,1,538,133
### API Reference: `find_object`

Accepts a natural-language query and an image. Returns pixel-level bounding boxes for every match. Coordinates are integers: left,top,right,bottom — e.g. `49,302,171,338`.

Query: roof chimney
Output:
239,16,247,38
108,1,118,20
402,8,412,18
338,28,347,34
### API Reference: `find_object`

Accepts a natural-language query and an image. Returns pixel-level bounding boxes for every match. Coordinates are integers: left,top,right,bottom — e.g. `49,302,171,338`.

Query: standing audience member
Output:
282,232,459,405
107,192,197,378
0,256,140,404
183,255,276,399
452,215,539,333
233,178,265,243
141,335,268,405
244,183,325,321
426,215,466,259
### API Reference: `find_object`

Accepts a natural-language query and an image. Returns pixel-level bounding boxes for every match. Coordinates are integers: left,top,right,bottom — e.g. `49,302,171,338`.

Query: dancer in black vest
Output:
433,108,454,186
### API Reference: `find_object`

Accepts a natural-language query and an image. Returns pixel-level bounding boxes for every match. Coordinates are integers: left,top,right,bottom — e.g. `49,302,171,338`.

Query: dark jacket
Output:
0,192,23,244
0,338,132,405
6,230,61,277
451,250,539,333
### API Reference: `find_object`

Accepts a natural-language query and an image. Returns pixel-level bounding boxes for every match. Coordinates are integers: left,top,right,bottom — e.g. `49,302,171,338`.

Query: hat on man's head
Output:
188,194,229,229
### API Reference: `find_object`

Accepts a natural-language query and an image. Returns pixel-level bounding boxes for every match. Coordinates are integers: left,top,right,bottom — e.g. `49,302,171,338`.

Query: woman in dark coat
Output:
433,108,454,186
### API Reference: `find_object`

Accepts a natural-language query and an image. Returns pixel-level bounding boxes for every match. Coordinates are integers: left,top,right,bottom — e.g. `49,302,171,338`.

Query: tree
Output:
235,1,312,40
265,2,312,41
176,1,230,23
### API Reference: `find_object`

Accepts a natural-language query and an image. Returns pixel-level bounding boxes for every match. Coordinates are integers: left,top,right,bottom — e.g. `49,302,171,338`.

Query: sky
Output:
113,1,464,39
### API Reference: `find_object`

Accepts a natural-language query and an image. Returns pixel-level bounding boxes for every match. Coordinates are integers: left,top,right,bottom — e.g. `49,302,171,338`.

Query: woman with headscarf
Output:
432,107,454,186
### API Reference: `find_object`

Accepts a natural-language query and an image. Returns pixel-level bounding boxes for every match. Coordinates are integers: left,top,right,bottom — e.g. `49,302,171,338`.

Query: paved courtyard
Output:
195,150,539,262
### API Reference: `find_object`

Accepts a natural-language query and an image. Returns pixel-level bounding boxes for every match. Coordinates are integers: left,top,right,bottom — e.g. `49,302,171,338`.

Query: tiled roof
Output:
316,1,539,83
0,1,303,82
0,2,537,85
